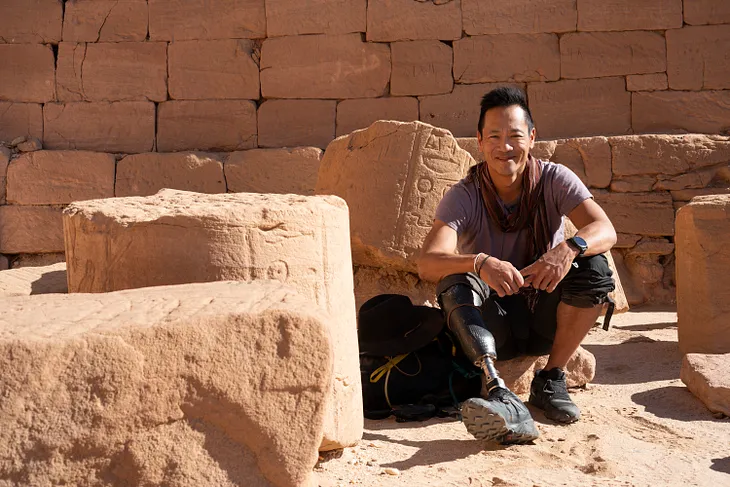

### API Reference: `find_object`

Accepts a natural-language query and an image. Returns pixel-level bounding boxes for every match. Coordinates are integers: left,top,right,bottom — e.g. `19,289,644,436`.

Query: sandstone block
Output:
528,78,631,139
676,195,730,354
16,137,42,152
258,100,336,149
654,168,719,192
316,121,475,271
62,0,148,42
0,44,55,103
0,102,43,142
560,32,666,79
0,255,7,270
684,0,730,25
681,353,730,416
498,347,596,394
43,102,155,153
672,188,730,202
627,73,668,92
610,176,655,193
265,0,366,36
0,147,9,204
336,98,419,137
116,152,226,197
551,136,612,188
367,0,462,41
616,233,642,248
667,25,730,91
56,42,167,102
420,83,526,137
149,0,266,40
594,191,674,236
627,237,675,256
632,91,730,134
157,100,257,152
261,34,390,99
169,40,260,100
454,34,560,83
353,266,438,310
7,150,115,205
391,40,453,96
0,262,67,297
462,0,576,34
610,134,730,177
0,0,62,43
577,0,682,31
0,280,333,486
10,252,66,269
0,205,64,254
225,147,323,195
63,189,362,450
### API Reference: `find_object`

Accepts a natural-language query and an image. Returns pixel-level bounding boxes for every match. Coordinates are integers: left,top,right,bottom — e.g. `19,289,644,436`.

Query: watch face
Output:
573,236,587,249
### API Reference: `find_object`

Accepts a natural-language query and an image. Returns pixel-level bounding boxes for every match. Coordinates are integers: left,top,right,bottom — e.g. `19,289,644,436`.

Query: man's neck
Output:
487,164,524,205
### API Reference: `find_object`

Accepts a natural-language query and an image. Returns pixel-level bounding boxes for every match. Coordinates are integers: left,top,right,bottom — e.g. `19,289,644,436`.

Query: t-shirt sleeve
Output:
552,164,594,216
434,182,473,235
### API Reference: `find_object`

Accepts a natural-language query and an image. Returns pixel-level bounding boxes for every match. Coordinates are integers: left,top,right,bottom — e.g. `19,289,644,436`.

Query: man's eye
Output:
489,135,499,139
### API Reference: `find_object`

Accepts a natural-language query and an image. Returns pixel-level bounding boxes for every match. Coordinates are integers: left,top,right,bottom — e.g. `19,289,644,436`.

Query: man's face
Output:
477,105,536,179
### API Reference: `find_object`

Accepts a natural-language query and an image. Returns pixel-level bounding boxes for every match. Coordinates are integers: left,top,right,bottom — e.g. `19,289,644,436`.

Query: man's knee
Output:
436,272,489,307
560,254,615,308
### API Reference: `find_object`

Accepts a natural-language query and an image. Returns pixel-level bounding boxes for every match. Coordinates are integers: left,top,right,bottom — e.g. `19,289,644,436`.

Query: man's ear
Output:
529,127,536,148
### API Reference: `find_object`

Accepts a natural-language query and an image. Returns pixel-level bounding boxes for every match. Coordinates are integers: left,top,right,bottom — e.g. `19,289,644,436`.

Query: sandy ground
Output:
314,306,730,487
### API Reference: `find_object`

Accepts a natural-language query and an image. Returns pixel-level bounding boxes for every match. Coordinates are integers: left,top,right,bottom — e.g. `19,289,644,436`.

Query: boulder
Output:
0,280,332,487
681,353,730,416
353,266,438,310
63,189,361,450
316,121,475,272
0,262,67,297
676,195,730,354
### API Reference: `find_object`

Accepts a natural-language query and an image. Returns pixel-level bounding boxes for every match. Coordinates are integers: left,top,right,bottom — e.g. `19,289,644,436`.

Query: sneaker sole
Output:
461,399,539,445
528,394,581,424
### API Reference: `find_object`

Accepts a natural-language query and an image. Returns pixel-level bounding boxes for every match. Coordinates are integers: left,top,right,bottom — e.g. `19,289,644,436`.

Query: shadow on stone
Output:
30,269,67,295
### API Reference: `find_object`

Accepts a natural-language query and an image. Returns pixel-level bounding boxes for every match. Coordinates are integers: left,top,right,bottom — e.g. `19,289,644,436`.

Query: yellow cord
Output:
370,353,423,409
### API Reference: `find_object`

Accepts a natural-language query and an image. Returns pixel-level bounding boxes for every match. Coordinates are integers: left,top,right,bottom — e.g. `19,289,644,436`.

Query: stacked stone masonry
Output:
1,0,730,149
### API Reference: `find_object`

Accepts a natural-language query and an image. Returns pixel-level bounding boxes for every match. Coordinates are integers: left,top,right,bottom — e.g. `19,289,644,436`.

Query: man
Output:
417,86,617,444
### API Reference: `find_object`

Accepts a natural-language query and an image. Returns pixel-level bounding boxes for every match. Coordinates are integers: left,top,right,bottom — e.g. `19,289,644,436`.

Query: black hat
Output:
357,294,445,356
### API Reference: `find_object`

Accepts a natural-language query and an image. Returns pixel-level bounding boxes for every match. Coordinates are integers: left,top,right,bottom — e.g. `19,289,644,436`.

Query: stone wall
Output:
1,0,729,151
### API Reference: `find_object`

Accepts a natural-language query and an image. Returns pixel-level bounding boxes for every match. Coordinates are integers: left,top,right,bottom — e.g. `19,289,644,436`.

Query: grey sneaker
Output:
461,387,539,444
529,368,581,424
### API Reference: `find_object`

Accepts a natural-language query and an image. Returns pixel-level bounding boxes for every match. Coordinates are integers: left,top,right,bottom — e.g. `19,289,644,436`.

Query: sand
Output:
315,307,730,486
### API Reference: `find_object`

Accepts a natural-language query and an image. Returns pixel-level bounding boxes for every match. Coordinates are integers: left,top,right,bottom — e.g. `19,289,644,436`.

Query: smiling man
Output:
417,86,617,444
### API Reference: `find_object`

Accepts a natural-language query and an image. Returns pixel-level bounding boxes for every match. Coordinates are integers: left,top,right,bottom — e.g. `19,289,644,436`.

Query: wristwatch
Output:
566,236,588,256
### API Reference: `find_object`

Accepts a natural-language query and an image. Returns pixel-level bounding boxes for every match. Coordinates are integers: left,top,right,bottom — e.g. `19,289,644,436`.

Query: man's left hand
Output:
520,242,578,293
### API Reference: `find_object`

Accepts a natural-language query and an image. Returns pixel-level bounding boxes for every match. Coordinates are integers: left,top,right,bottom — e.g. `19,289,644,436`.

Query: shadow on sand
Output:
631,385,717,422
584,339,682,385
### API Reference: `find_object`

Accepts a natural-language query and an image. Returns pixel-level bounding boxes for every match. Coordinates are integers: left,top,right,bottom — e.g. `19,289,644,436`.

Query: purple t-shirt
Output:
434,161,592,269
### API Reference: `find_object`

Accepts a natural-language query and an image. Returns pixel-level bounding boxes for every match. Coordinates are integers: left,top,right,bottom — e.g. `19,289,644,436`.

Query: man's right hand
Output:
478,257,525,297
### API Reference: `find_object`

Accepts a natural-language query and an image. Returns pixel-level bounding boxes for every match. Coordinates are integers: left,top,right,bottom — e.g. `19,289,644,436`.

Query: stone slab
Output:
336,97,419,137
632,91,730,135
0,205,64,254
265,0,366,36
0,0,62,43
225,147,323,196
684,0,730,25
0,102,43,143
0,44,56,103
667,25,730,91
462,0,576,34
551,136,613,188
681,353,730,416
258,100,336,149
62,0,148,42
367,0,462,41
627,73,668,92
0,262,67,297
148,0,266,40
577,0,682,31
390,40,453,96
593,191,675,236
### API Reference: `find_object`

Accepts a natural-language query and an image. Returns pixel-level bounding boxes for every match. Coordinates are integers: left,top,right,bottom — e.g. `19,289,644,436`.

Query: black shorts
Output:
435,254,615,360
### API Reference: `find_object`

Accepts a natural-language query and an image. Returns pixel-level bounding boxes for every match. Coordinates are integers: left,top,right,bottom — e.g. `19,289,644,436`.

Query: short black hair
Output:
477,86,534,135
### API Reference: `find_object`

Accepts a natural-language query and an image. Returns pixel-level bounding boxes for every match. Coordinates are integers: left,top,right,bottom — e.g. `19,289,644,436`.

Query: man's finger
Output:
520,263,536,277
512,268,525,288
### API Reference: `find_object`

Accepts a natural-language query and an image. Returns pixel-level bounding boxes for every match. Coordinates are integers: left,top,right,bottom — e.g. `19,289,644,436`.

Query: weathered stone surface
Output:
671,187,730,201
654,168,719,192
16,137,42,152
10,252,66,269
497,347,596,395
62,0,148,42
353,266,438,310
627,237,675,256
261,34,390,99
627,73,668,92
316,121,475,271
454,34,560,83
258,100,336,149
609,134,730,177
336,97,419,137
116,152,227,197
7,150,115,205
63,189,362,450
676,195,730,354
616,233,642,248
529,78,631,139
594,191,674,236
420,83,525,137
390,40,453,96
577,0,682,31
632,91,730,135
0,255,7,271
168,40,260,100
149,0,266,40
610,176,655,193
667,25,730,91
561,32,666,79
681,353,730,416
0,205,64,254
462,0,576,34
684,0,730,25
44,102,155,153
157,100,257,152
551,136,612,188
0,262,67,297
0,0,62,43
0,147,9,204
265,0,366,36
56,42,167,102
226,147,323,195
0,103,43,142
367,0,462,41
0,44,55,102
0,280,333,486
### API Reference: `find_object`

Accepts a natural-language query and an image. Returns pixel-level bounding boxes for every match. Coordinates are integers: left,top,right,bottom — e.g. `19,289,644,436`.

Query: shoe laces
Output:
542,377,570,401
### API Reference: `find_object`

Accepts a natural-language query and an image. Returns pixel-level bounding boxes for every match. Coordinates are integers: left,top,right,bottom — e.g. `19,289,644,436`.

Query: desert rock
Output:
681,353,730,416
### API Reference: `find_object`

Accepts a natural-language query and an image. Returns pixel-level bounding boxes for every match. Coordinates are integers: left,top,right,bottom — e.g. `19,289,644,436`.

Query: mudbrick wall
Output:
1,0,730,305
